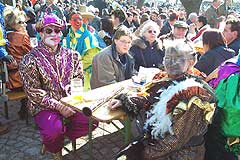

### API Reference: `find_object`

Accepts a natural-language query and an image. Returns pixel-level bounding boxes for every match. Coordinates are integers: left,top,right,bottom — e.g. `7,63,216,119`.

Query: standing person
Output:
130,21,164,71
93,0,107,17
111,7,127,34
205,0,225,28
90,26,135,89
159,11,178,37
4,6,32,120
19,14,98,159
194,29,235,76
66,11,100,91
110,40,216,160
222,17,240,55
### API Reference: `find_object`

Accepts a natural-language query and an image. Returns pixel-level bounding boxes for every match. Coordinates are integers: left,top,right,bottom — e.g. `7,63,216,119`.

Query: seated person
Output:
194,29,235,76
205,54,240,160
4,6,32,120
130,21,164,71
0,2,14,135
19,14,98,159
110,40,217,160
90,26,135,89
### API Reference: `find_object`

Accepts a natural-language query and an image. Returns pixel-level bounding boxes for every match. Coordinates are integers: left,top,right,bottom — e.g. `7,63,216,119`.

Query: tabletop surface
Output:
61,79,138,122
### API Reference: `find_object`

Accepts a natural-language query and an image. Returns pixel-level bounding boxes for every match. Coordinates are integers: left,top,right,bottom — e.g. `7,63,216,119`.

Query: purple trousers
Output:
34,110,98,153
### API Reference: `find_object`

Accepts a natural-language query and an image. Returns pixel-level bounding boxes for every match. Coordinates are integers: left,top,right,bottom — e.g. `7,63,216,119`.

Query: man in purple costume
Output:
19,13,98,160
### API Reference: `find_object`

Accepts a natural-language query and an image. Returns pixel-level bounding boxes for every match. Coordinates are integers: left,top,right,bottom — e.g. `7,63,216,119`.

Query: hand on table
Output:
108,99,122,111
58,105,76,118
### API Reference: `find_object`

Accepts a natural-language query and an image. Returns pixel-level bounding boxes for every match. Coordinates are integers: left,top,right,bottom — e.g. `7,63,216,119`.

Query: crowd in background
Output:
0,0,239,159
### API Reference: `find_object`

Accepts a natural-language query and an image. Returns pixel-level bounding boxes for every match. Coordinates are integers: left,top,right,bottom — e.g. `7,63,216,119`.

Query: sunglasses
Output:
71,18,82,22
148,30,157,34
44,28,61,34
18,21,26,24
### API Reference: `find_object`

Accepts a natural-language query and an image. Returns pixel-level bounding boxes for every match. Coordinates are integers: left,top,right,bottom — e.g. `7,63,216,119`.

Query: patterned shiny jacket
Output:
117,74,216,160
19,42,83,116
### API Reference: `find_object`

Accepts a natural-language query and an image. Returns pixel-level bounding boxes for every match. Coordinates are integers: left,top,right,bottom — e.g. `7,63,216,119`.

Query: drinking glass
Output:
70,78,83,99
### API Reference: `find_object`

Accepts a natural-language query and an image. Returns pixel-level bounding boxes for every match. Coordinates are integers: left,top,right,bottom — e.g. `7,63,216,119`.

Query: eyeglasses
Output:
148,30,157,34
119,39,132,45
71,18,82,22
18,21,26,24
44,28,61,34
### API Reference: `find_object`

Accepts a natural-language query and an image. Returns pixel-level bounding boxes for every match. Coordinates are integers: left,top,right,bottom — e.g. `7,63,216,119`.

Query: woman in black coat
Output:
130,21,164,71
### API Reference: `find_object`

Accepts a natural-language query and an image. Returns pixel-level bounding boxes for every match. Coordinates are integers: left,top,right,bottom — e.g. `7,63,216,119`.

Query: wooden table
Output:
60,79,137,159
61,79,135,122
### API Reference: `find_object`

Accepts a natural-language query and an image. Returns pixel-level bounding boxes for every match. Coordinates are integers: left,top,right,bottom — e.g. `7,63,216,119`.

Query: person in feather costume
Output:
109,40,217,160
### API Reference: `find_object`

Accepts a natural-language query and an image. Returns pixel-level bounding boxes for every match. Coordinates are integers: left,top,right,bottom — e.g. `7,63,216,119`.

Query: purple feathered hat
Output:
36,13,65,32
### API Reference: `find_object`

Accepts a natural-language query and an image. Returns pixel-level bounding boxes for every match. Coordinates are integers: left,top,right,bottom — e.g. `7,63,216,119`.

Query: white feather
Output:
144,78,203,139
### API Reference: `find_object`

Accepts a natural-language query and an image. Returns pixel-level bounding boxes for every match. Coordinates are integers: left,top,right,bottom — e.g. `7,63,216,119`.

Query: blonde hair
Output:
3,6,26,30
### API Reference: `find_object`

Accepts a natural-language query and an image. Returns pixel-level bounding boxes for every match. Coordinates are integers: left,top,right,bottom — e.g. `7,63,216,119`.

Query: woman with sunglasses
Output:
4,7,32,120
130,20,164,71
19,13,98,160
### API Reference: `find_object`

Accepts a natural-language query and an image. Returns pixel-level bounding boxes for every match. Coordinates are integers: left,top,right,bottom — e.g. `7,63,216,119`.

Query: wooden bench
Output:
0,61,28,123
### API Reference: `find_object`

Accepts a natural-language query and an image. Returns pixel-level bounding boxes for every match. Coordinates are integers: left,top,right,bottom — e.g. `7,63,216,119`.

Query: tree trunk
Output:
137,0,145,9
180,0,203,16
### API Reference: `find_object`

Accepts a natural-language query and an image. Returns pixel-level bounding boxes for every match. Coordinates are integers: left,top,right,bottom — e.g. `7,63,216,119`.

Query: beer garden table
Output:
60,79,137,159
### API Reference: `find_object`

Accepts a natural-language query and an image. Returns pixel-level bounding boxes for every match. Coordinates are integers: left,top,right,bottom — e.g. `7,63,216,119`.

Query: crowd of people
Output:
0,0,239,159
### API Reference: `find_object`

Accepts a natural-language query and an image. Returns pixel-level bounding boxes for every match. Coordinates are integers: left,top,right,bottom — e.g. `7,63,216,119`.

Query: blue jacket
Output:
195,45,235,76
